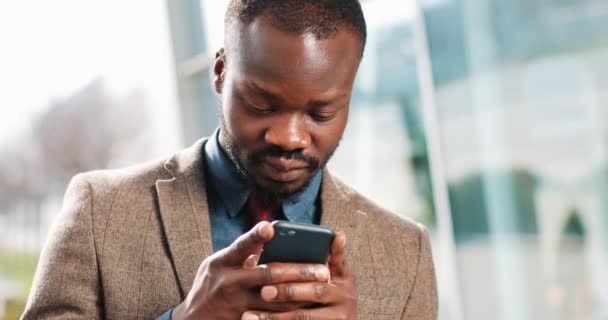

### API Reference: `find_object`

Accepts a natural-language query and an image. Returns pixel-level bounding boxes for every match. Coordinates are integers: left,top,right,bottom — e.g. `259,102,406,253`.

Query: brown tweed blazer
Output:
22,139,437,320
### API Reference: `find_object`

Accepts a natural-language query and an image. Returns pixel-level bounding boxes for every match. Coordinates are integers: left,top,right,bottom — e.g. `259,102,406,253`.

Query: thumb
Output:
328,231,347,277
221,221,274,265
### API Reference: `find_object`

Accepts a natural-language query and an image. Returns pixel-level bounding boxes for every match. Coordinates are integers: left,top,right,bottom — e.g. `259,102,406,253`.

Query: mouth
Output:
259,157,310,183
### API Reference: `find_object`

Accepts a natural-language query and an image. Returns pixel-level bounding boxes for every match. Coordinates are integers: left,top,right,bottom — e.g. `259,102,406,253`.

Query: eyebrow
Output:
246,80,347,108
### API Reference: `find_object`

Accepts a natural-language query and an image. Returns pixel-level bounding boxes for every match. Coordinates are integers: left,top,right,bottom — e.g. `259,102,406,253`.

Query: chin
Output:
265,178,305,193
255,175,311,198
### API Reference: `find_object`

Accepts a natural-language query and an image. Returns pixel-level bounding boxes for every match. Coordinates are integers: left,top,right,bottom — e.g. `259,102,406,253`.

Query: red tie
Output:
247,192,278,227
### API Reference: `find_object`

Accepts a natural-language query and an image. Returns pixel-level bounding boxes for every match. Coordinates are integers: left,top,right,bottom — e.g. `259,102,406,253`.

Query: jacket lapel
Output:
320,171,378,304
156,139,214,298
320,171,368,258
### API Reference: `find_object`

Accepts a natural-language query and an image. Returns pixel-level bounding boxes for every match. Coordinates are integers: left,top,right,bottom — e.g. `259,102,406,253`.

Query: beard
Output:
218,103,339,205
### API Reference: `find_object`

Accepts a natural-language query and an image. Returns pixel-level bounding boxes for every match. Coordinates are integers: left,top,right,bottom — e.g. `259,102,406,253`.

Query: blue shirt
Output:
203,128,322,252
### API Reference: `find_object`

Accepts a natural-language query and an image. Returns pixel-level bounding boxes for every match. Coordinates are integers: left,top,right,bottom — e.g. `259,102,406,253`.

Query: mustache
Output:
249,145,320,170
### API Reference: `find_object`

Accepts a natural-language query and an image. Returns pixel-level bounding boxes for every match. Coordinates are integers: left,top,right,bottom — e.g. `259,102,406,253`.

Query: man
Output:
22,1,437,319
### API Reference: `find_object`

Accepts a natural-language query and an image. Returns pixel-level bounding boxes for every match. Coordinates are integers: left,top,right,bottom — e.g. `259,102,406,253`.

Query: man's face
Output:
214,16,361,199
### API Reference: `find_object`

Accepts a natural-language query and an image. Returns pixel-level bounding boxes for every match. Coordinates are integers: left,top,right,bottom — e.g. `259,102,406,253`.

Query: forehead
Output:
227,16,361,96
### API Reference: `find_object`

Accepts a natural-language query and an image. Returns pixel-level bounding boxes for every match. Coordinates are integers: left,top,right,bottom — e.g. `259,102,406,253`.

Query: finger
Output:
222,221,274,265
242,307,334,320
260,282,338,304
328,231,347,277
246,294,310,313
244,255,260,269
237,263,330,287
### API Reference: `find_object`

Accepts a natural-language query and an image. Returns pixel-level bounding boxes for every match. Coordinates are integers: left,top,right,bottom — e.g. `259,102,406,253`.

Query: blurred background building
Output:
0,0,607,319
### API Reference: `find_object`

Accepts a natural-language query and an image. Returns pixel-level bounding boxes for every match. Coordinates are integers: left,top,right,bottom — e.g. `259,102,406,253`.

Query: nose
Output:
264,114,311,152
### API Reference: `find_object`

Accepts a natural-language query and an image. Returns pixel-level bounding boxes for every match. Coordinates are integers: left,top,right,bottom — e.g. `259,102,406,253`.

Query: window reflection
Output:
422,0,608,318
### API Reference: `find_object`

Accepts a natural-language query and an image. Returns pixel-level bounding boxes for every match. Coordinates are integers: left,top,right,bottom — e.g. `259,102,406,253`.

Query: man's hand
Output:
172,222,331,320
241,232,358,320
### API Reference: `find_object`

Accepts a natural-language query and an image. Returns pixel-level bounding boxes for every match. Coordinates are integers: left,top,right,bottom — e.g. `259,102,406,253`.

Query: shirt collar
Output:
203,128,322,221
282,171,322,221
204,128,250,218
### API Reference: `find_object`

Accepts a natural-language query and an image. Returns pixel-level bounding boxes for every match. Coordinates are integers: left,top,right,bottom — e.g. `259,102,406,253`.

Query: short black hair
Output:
225,0,367,55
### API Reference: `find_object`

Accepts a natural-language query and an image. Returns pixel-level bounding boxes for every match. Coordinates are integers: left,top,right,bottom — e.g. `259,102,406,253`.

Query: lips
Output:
264,156,309,171
260,157,310,182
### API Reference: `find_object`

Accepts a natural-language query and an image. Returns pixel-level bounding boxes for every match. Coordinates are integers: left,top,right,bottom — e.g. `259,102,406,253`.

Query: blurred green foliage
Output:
0,248,38,320
0,248,38,290
3,298,26,320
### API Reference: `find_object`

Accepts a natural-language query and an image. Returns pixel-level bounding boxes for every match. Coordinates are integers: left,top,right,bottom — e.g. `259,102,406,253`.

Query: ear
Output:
213,48,226,94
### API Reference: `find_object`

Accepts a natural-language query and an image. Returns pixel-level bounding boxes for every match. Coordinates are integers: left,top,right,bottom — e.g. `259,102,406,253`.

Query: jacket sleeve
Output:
401,224,438,320
21,174,103,319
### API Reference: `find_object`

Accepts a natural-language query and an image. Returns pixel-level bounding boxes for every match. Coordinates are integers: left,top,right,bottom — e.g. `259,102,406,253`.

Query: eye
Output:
241,96,273,114
309,111,336,122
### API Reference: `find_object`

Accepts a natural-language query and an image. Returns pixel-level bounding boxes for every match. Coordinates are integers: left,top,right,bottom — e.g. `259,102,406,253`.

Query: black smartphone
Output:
258,220,335,265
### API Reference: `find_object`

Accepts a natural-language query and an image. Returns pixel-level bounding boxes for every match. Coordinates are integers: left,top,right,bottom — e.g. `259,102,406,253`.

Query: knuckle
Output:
313,282,329,300
261,266,274,284
299,266,315,281
232,229,263,254
251,228,264,243
207,255,223,270
235,238,248,254
258,312,274,320
284,284,295,301
295,310,311,320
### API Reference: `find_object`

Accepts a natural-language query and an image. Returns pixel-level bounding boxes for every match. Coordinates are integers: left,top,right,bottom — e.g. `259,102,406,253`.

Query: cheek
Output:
222,95,264,152
312,112,348,156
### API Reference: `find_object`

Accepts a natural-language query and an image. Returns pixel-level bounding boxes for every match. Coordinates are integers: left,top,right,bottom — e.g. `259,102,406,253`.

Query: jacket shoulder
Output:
75,156,173,198
328,174,437,318
330,173,427,238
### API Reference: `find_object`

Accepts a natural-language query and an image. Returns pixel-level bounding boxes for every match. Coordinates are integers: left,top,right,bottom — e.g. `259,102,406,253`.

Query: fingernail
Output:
339,232,347,247
261,286,278,300
259,222,270,236
316,267,330,281
242,313,259,320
